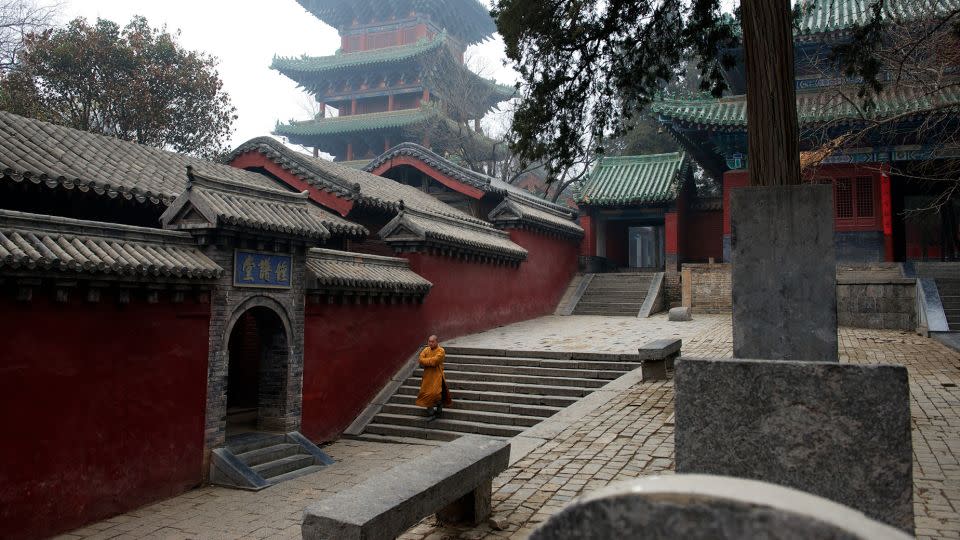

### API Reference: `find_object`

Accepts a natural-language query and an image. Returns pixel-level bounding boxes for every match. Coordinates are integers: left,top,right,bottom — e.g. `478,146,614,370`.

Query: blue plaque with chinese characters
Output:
233,250,293,289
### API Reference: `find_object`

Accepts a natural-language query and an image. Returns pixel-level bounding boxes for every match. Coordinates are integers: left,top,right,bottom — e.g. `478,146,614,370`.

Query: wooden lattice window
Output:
835,178,854,219
856,176,874,218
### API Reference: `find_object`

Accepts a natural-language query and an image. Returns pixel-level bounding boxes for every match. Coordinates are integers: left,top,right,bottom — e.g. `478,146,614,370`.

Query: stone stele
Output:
674,358,913,533
529,474,912,540
730,184,838,361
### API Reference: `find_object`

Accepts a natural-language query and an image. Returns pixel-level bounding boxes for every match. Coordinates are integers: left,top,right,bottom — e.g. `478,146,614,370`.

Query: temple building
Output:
652,0,960,262
0,110,581,540
271,0,513,165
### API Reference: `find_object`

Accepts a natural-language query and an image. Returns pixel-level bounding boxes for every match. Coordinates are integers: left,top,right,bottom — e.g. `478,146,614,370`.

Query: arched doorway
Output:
225,306,290,434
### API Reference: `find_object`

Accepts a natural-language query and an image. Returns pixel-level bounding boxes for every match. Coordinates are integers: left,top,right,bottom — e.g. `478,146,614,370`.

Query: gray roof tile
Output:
0,209,221,280
306,248,432,295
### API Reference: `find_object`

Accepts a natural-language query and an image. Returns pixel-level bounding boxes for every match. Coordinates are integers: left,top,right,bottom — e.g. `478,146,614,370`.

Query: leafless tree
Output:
0,0,58,72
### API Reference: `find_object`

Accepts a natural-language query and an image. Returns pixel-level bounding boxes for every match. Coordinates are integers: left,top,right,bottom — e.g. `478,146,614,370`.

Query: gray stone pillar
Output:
731,184,837,361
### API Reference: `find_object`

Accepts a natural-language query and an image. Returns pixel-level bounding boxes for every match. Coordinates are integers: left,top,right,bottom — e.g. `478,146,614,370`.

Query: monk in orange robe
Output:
416,335,452,420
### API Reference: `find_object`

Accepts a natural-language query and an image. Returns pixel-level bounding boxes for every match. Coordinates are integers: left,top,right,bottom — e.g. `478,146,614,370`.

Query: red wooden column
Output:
346,142,354,161
880,167,894,262
579,214,595,257
665,211,679,271
387,94,395,112
351,98,357,115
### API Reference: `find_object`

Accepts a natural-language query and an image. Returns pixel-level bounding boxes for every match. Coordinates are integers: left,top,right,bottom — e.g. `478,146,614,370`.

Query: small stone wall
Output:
681,265,917,331
664,272,682,308
681,263,732,314
837,281,916,331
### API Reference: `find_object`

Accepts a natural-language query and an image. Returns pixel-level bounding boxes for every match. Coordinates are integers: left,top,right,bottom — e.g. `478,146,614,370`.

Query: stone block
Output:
637,339,682,360
530,474,911,540
640,360,667,382
668,307,691,321
731,185,837,361
674,358,913,533
302,435,509,540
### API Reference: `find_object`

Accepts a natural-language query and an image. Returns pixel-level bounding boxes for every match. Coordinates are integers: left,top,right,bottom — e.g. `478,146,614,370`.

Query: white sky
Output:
60,0,518,149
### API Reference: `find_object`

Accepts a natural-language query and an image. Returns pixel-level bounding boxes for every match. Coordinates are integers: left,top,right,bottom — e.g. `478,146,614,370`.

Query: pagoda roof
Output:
273,34,446,76
652,85,960,130
578,153,688,207
295,0,496,45
277,107,437,138
271,33,514,108
795,0,960,37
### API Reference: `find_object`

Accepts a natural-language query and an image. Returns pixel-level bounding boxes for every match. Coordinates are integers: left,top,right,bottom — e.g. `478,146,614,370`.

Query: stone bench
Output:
638,339,682,382
302,435,509,540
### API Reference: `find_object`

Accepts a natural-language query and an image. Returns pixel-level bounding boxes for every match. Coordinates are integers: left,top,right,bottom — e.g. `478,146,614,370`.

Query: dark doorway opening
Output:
226,306,289,434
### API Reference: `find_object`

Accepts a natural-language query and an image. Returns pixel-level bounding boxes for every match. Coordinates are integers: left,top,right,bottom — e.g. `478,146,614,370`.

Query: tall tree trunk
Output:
741,0,801,186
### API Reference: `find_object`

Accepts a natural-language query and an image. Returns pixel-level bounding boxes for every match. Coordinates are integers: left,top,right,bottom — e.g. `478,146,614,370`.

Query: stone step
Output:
575,302,643,310
416,362,625,380
389,393,562,417
224,432,287,455
381,403,544,427
396,385,579,407
573,307,641,315
445,354,641,371
265,465,326,484
572,311,639,317
235,443,301,467
371,413,524,438
364,423,466,442
401,378,593,397
413,369,608,389
252,454,315,479
346,432,447,446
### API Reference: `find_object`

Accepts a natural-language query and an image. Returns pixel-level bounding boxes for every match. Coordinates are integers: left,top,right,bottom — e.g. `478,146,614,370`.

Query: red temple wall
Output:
300,229,579,442
302,302,425,442
0,292,210,540
685,210,724,262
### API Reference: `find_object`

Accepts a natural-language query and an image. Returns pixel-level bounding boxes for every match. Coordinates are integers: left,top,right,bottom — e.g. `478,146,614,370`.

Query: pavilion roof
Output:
652,85,960,130
306,248,432,296
0,110,280,207
276,107,437,137
379,208,528,262
0,209,222,281
795,0,960,36
161,169,366,241
295,0,496,45
578,153,688,207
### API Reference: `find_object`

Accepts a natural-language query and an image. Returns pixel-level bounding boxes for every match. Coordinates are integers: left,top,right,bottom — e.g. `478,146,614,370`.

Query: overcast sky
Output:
60,0,518,150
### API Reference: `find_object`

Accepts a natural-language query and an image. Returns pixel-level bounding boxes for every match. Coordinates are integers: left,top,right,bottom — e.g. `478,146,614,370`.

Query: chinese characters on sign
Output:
234,250,292,289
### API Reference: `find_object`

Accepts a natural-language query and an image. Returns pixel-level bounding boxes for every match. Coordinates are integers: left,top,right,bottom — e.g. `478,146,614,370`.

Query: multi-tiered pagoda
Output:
272,0,513,165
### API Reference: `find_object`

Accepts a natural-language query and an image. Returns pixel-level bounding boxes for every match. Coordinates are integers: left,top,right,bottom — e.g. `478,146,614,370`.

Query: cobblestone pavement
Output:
62,315,960,539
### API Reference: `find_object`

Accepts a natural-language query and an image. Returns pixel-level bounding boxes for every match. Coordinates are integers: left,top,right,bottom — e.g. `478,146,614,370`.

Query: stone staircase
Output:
359,347,642,444
572,272,654,316
210,431,334,490
914,262,960,331
938,279,960,331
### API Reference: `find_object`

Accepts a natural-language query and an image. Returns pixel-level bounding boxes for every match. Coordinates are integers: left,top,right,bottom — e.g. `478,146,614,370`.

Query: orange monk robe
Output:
416,346,452,408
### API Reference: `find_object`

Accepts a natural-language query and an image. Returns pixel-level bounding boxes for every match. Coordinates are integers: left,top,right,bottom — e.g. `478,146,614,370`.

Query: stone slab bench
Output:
302,435,509,540
638,339,682,382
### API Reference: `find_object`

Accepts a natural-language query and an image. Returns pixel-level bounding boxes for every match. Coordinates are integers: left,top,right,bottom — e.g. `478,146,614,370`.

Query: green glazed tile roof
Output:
272,34,446,75
796,0,960,35
578,153,687,207
653,85,960,129
275,107,437,137
295,0,496,45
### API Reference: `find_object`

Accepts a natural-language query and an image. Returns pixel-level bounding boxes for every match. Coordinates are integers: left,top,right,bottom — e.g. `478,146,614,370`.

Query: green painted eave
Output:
795,0,960,36
577,152,687,207
272,34,446,76
652,85,960,129
275,107,438,137
295,0,496,45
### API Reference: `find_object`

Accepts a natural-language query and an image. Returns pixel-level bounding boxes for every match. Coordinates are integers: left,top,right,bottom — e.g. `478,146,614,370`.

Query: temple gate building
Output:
0,109,581,539
271,0,513,165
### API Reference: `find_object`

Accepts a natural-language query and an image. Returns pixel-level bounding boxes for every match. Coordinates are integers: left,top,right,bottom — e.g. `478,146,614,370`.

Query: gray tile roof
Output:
0,110,279,205
363,142,577,216
0,209,221,280
488,194,585,239
379,209,528,262
161,168,365,241
229,137,488,225
306,248,432,295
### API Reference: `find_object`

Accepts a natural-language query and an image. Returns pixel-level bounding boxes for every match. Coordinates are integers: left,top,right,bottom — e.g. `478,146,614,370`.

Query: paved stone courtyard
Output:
59,314,959,540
